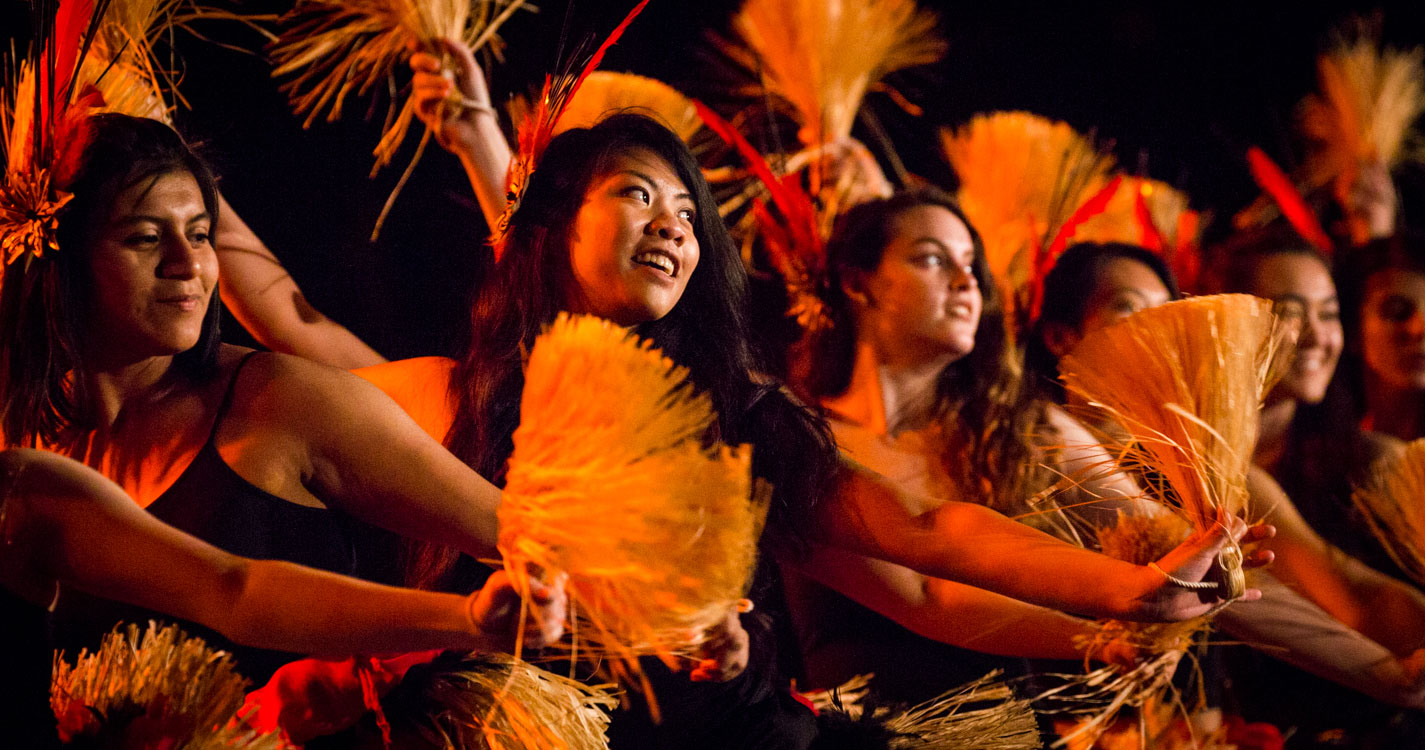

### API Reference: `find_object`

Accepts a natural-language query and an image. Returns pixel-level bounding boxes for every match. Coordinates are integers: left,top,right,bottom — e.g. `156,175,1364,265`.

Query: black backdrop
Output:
6,0,1425,359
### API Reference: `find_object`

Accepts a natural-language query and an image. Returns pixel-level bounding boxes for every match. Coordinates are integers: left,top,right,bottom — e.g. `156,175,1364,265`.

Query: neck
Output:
1365,374,1425,439
824,339,952,436
84,353,179,430
1254,395,1297,471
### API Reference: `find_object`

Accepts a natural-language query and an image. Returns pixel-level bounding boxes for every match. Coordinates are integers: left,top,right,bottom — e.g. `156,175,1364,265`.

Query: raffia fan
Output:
269,0,528,174
372,652,615,750
1353,439,1425,588
498,314,767,711
51,622,285,749
1059,295,1294,532
726,0,945,148
941,112,1116,306
1299,28,1425,195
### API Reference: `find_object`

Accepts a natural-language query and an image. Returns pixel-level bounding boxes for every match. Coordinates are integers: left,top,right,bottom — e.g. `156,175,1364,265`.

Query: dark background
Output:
8,0,1425,359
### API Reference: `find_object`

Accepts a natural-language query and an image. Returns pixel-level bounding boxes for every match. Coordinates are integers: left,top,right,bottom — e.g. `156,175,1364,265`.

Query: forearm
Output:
1338,556,1425,655
218,560,488,656
1216,572,1425,708
908,578,1096,660
454,115,512,231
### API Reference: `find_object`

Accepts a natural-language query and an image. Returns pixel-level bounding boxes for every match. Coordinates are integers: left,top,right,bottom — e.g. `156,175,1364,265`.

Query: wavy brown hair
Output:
798,188,1048,512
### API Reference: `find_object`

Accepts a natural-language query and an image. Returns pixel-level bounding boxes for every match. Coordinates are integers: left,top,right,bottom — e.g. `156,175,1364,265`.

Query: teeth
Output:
949,304,972,317
634,252,675,276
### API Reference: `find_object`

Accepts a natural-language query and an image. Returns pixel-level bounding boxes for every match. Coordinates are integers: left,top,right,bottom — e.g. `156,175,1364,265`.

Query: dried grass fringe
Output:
1354,438,1425,588
805,671,1041,750
50,621,286,749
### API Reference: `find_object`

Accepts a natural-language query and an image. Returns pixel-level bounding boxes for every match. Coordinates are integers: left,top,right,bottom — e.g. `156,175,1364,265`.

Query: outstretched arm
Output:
1247,465,1425,656
215,194,387,369
814,460,1273,623
790,546,1101,661
1216,570,1425,709
0,449,560,657
410,39,512,231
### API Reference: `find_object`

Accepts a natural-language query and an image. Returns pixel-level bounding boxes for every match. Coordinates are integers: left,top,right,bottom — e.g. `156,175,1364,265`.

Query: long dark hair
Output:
420,114,835,590
0,114,222,446
1024,241,1180,403
801,188,1042,511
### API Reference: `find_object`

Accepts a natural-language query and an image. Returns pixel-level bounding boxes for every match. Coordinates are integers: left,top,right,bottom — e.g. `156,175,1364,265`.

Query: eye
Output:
915,253,947,268
677,206,696,222
623,185,651,203
1379,296,1417,323
189,230,211,246
124,233,160,248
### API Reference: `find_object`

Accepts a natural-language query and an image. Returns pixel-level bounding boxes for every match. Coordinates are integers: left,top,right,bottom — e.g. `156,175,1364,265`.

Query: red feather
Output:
491,0,650,260
695,99,826,325
1245,146,1333,254
1132,182,1167,252
1028,175,1124,321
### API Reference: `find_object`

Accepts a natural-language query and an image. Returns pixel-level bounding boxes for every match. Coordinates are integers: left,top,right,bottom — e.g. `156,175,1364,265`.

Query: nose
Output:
1406,310,1425,338
157,232,205,280
948,262,977,292
1299,313,1321,349
646,206,687,246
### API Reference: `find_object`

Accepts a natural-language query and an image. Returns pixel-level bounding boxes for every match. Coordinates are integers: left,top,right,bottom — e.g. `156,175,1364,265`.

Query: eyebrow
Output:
1273,293,1337,305
618,169,693,202
114,212,211,227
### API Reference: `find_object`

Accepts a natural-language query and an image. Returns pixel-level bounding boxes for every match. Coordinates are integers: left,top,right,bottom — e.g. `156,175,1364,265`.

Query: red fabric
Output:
239,650,442,745
1225,715,1285,750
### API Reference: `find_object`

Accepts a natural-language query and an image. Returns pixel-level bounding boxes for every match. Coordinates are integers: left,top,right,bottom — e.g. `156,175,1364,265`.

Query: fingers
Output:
1243,548,1274,569
690,610,750,683
1239,521,1275,545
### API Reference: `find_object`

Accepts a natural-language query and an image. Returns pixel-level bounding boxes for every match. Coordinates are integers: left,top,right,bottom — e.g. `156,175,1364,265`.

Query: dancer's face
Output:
564,149,700,326
1360,268,1425,392
1249,253,1342,404
1043,256,1171,359
851,204,982,365
85,170,217,360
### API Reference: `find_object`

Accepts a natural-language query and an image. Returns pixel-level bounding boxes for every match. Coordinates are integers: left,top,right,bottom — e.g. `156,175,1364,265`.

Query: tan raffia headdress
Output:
51,622,285,749
268,0,530,237
540,70,703,142
1353,439,1425,588
941,111,1122,332
498,314,768,719
489,0,651,261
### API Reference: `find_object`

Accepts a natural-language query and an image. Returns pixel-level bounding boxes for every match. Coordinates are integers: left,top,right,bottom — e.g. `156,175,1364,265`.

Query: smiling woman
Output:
0,113,555,687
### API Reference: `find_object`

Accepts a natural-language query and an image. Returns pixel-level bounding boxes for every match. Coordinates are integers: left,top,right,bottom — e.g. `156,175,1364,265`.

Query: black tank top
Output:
49,352,359,684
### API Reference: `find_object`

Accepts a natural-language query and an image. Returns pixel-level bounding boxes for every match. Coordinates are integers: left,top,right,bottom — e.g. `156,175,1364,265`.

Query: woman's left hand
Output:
1129,515,1275,622
468,569,568,652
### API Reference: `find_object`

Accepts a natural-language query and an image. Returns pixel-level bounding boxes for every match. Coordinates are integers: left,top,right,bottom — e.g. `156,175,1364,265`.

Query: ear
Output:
1042,321,1081,359
840,269,873,308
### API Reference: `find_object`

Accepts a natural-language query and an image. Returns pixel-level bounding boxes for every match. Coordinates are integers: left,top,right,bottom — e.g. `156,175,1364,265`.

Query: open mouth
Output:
633,250,678,278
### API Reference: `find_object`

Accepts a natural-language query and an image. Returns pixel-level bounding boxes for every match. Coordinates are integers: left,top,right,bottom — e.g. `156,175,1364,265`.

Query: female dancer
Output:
0,112,540,682
1337,232,1425,442
0,448,563,747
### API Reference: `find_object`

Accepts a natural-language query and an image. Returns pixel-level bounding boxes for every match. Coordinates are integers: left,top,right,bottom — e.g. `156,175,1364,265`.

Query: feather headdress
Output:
1353,439,1425,588
1300,24,1425,243
544,71,702,142
498,314,766,715
1076,177,1204,293
2,0,112,272
51,622,285,749
725,0,944,150
489,0,650,260
940,111,1119,332
695,99,830,331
